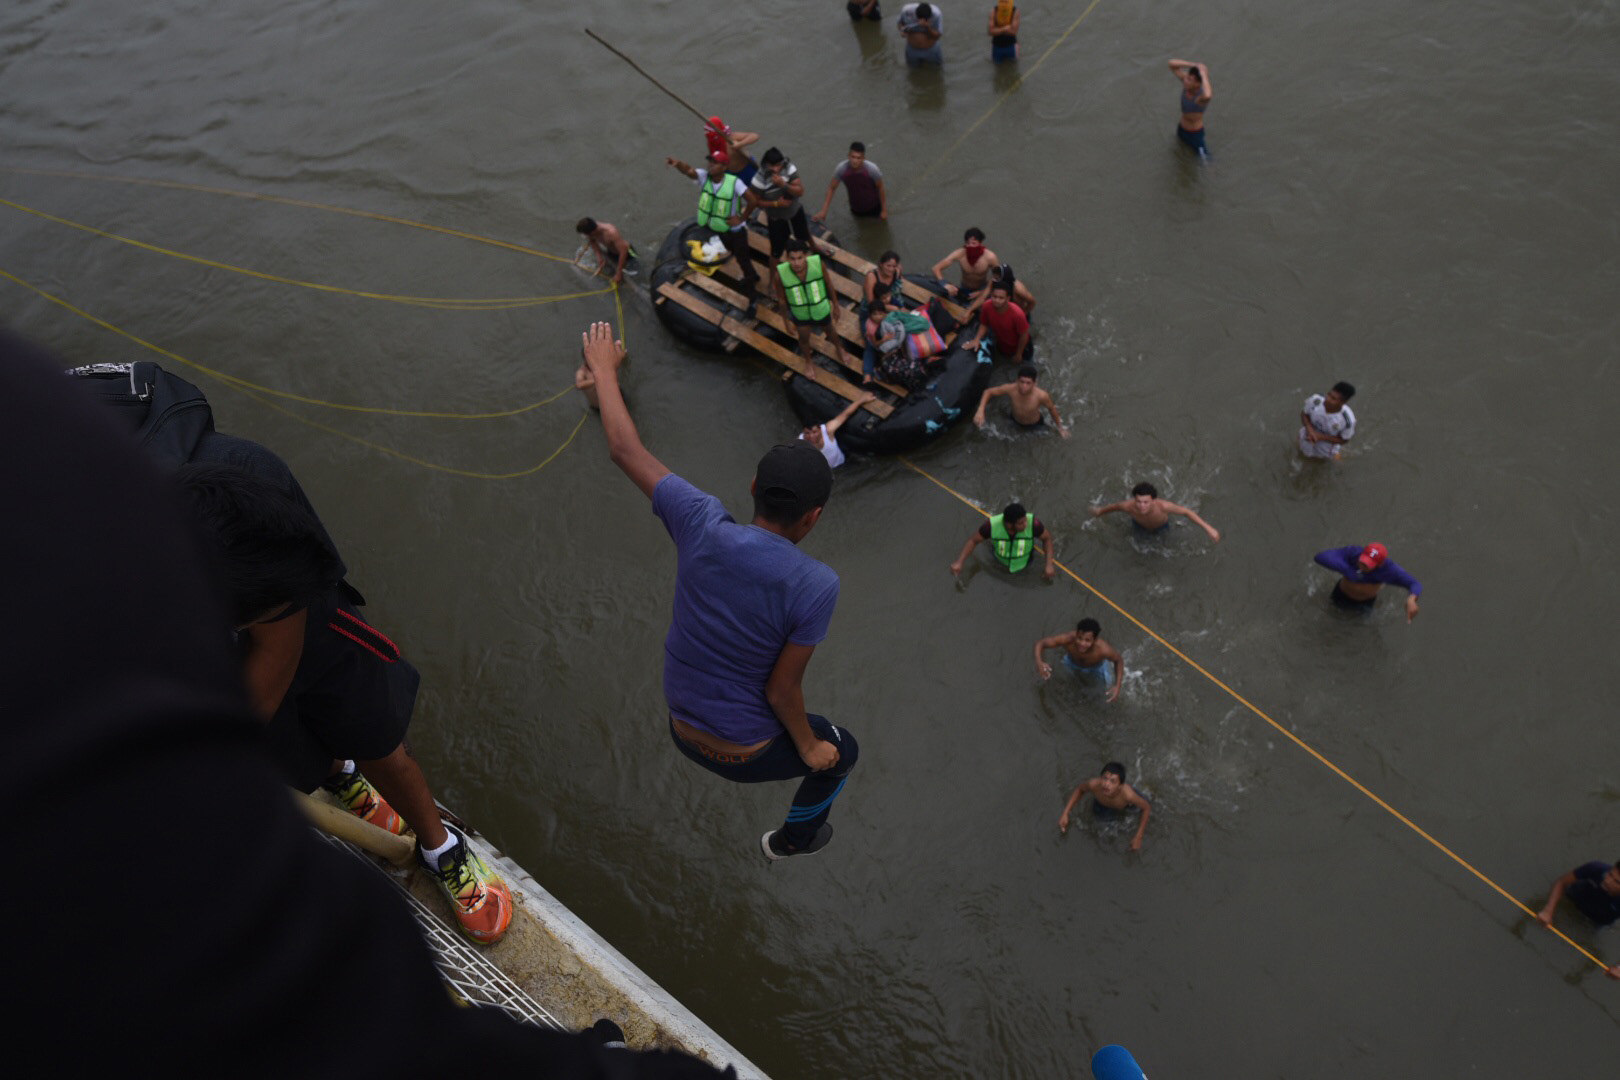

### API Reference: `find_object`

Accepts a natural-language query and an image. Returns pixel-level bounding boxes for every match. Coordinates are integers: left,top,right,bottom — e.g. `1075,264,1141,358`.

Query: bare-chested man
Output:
575,217,636,285
931,227,1035,315
1034,617,1124,701
704,116,760,184
1090,481,1220,543
974,364,1068,436
1058,761,1152,850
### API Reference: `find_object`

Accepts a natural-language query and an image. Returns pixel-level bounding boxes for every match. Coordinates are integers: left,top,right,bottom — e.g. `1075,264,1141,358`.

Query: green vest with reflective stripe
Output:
989,513,1035,572
696,173,742,232
777,255,831,322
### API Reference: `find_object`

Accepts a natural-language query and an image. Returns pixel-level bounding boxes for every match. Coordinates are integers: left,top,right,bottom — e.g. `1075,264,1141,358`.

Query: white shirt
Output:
798,424,846,469
1298,393,1356,459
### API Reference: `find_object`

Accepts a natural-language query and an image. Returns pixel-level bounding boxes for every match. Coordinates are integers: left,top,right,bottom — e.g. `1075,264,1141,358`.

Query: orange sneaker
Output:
422,827,513,946
322,769,406,836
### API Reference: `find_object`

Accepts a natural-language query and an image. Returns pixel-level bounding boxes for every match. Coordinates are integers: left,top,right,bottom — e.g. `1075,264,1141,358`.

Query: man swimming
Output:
1034,617,1124,702
1058,762,1152,851
1090,482,1220,543
1314,542,1422,621
974,364,1068,436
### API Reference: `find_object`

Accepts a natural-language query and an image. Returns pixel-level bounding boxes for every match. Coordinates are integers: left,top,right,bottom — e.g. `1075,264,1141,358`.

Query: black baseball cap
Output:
754,442,833,519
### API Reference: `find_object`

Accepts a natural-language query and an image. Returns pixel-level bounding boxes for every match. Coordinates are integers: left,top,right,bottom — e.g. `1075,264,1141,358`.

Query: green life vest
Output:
777,255,832,322
696,173,742,232
988,512,1035,572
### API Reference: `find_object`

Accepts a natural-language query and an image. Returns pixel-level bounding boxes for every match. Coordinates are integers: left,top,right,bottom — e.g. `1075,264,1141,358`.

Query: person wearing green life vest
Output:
772,239,854,368
666,150,763,296
949,501,1055,580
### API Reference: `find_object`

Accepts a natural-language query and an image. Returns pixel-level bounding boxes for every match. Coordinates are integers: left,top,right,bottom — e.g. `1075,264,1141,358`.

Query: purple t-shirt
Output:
653,475,840,744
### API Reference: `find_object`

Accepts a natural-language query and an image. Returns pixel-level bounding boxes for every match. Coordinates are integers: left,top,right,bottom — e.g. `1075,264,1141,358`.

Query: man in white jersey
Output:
1298,381,1357,460
797,392,876,468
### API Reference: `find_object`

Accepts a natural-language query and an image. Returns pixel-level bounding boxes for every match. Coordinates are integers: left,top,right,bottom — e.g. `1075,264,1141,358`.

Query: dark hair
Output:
964,227,985,243
1016,364,1038,380
761,146,785,166
177,463,342,627
575,217,597,235
1077,617,1101,635
1131,481,1158,498
1332,381,1357,400
869,297,889,316
849,141,866,154
878,249,900,265
1186,66,1202,83
1002,501,1026,523
990,281,1011,296
917,3,933,18
1102,762,1127,781
785,238,809,255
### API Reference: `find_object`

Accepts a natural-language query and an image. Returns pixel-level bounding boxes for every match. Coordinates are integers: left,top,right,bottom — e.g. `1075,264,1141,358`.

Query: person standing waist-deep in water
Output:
580,321,860,861
1169,58,1212,159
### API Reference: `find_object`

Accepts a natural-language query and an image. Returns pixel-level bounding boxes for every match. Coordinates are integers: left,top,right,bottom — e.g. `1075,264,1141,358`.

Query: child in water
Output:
1059,762,1152,851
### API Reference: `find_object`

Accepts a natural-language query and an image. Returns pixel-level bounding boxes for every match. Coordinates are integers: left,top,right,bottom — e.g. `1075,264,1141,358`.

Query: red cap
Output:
707,150,728,165
706,115,729,133
1357,543,1388,571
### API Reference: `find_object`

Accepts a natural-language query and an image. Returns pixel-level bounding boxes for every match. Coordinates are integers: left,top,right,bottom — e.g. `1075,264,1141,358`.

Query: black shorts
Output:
262,587,419,791
1330,582,1377,610
767,210,812,257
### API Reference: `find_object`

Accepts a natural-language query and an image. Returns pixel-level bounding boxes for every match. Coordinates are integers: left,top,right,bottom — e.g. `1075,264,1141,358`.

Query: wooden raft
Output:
652,222,972,420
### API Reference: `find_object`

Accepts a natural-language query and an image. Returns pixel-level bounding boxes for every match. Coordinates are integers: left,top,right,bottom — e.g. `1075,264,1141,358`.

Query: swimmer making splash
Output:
1169,58,1212,160
1034,617,1125,701
1059,762,1153,851
1090,482,1221,544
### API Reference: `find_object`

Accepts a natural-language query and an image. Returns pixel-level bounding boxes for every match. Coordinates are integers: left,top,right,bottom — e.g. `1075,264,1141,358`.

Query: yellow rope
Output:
0,166,577,264
0,268,576,419
897,455,1612,975
0,196,611,310
239,387,590,480
905,0,1107,198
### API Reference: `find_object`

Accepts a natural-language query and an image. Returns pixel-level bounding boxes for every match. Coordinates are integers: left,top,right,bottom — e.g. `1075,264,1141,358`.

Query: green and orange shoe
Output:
422,827,513,946
322,769,406,836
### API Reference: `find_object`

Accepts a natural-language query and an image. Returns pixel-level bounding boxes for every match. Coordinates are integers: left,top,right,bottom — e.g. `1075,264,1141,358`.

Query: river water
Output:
5,1,1619,1076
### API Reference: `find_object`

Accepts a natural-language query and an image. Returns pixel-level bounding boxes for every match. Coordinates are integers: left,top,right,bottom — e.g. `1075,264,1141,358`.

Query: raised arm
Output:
825,392,876,439
1033,631,1070,680
765,642,838,770
582,321,670,499
1196,63,1212,102
666,156,699,181
1123,786,1153,851
1058,780,1093,834
729,130,760,152
1163,500,1220,543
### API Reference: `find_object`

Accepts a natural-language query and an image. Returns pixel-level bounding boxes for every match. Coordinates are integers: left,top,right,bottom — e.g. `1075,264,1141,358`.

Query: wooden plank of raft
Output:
679,271,909,398
656,283,894,419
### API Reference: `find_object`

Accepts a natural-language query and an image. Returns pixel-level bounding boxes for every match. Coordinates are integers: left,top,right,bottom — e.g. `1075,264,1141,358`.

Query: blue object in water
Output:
1092,1044,1148,1080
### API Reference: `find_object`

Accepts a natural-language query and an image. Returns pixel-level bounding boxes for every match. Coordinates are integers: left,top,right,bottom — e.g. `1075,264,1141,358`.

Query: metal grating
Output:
314,829,563,1030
